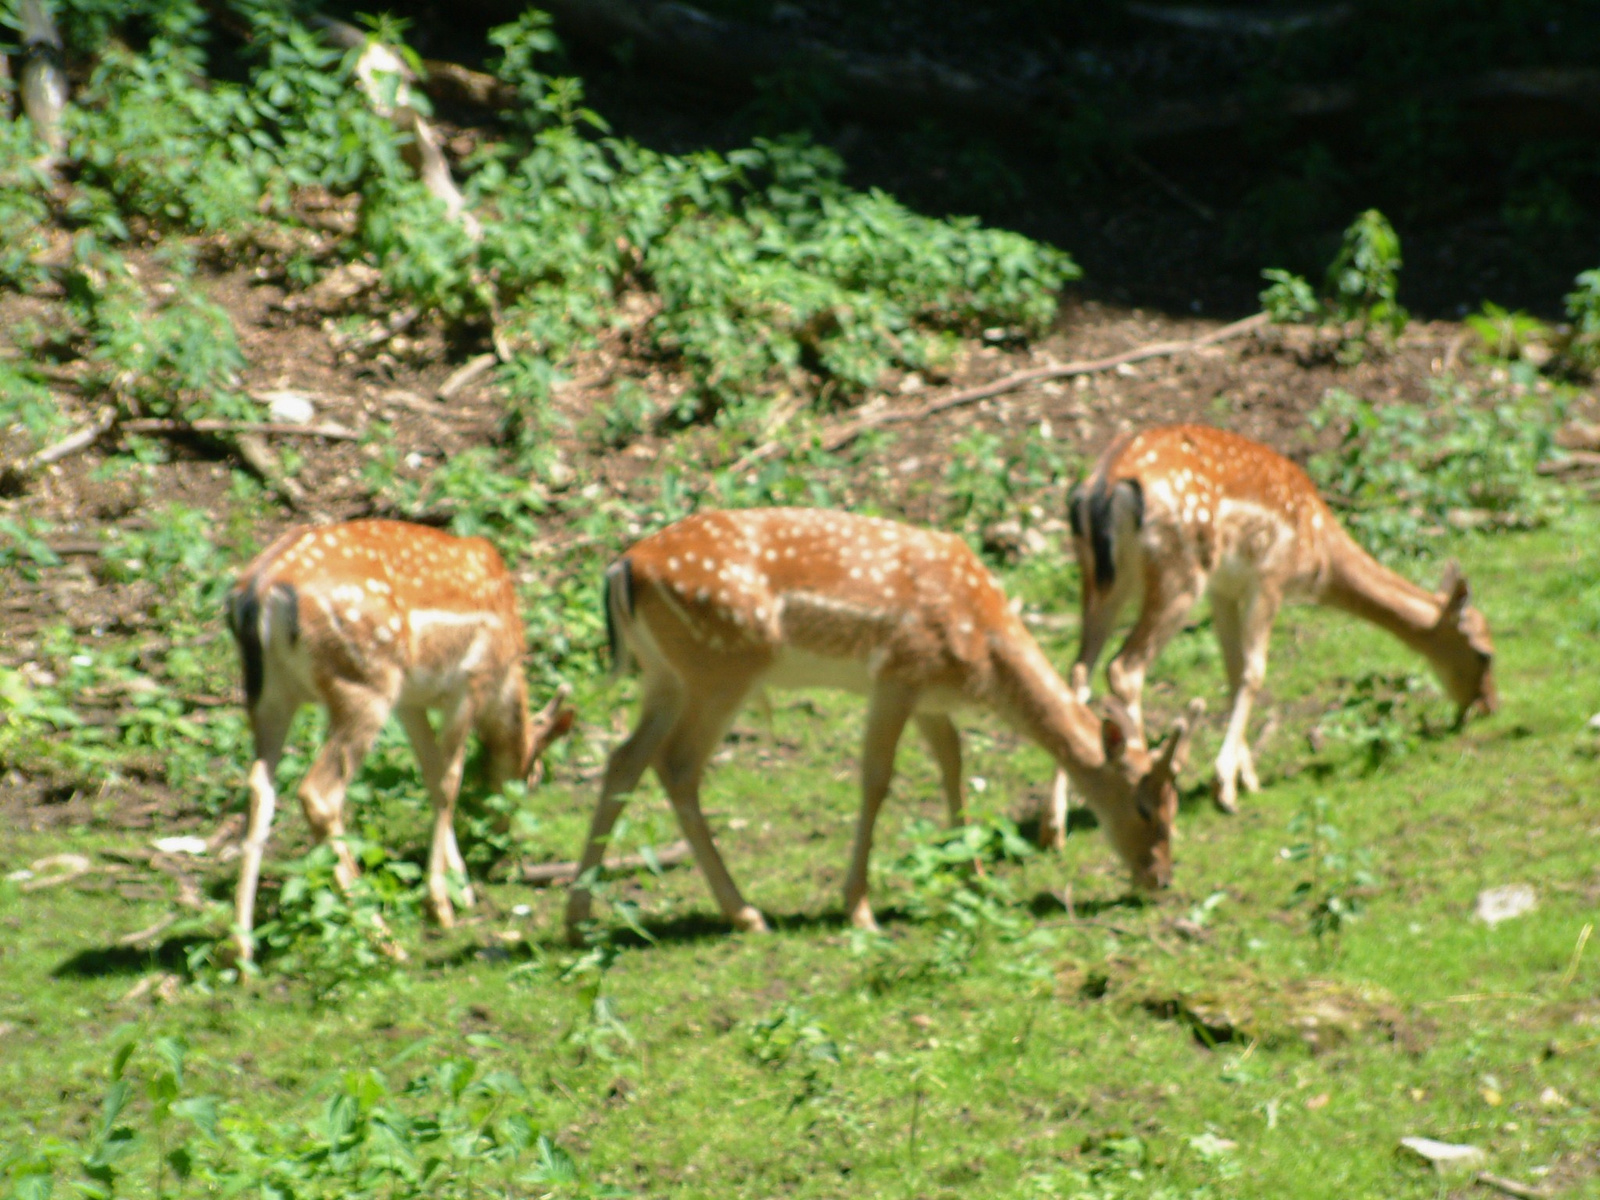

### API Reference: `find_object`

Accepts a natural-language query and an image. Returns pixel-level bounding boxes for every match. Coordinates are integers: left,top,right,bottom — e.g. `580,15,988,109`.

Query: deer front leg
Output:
1037,767,1070,851
1211,586,1280,813
297,683,405,957
844,684,916,932
397,703,474,929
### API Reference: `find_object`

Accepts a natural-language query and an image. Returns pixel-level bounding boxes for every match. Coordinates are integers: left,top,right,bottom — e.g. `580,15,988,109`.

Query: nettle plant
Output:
1260,208,1408,360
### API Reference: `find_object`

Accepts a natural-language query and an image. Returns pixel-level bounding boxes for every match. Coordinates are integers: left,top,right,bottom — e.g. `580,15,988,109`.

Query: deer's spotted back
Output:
625,508,1018,668
1102,424,1336,581
240,520,522,662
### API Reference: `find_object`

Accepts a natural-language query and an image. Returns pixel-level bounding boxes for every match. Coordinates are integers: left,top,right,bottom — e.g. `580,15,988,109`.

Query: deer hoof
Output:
733,906,770,934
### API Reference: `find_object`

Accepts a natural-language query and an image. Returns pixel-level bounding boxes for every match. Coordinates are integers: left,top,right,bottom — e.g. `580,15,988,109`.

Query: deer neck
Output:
1319,530,1447,662
987,622,1106,781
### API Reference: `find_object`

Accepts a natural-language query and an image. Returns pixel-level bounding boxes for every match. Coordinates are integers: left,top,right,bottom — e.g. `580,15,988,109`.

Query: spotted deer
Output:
1061,423,1497,816
565,507,1197,942
226,519,574,962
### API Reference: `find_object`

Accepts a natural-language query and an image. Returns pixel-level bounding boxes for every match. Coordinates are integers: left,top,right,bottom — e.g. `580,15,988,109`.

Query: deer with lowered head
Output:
1057,423,1497,818
565,507,1198,942
226,519,574,963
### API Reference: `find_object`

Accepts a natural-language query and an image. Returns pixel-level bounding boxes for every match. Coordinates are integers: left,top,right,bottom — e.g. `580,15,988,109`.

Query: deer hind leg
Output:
1038,767,1071,852
1211,585,1281,814
234,694,298,963
565,677,684,942
1106,556,1204,737
914,712,963,827
298,682,391,891
396,703,475,928
654,678,767,933
844,682,918,932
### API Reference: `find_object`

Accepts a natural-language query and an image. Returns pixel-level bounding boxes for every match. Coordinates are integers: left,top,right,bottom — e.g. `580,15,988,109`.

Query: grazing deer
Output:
1063,423,1497,815
226,520,574,963
565,508,1197,942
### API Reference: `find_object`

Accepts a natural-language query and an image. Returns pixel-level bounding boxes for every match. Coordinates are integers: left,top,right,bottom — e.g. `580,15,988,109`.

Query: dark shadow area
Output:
52,935,213,979
1028,889,1150,920
321,0,1600,320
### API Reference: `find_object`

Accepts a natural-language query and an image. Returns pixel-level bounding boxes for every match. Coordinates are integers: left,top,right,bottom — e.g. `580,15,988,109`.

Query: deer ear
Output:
1069,662,1090,701
1437,562,1471,627
1160,698,1205,777
1100,697,1139,762
1101,715,1128,762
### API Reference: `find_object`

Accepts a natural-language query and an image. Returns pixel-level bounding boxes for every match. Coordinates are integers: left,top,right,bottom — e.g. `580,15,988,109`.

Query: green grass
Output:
3,511,1598,1198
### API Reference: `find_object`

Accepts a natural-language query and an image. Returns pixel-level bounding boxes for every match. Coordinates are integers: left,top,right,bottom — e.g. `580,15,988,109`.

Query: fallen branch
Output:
1537,449,1600,474
518,839,692,887
18,853,93,891
121,418,360,440
437,352,499,402
1475,1172,1554,1200
0,406,116,484
233,432,305,509
737,311,1270,469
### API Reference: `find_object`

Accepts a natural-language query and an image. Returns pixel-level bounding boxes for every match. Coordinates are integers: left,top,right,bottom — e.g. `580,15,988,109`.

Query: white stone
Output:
1398,1137,1487,1172
152,836,209,856
259,390,316,424
1475,883,1537,927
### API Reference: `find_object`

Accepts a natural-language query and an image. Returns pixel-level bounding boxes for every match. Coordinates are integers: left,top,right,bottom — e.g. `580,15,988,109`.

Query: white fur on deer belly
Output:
1210,500,1295,589
763,646,875,694
401,640,486,706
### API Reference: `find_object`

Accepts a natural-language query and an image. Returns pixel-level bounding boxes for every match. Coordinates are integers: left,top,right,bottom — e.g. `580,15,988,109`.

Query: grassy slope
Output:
2,512,1598,1198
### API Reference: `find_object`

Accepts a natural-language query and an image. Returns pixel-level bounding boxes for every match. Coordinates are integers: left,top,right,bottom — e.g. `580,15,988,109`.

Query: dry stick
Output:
1475,1172,1555,1200
735,311,1271,470
437,353,500,402
518,840,692,887
121,418,360,440
3,406,116,477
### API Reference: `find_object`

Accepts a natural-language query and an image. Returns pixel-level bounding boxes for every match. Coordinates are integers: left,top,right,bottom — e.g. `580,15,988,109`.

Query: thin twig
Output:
121,418,359,440
1123,150,1216,222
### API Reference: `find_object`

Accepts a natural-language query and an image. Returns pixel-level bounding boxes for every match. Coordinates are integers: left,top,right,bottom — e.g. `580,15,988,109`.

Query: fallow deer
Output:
565,507,1197,942
1062,423,1497,815
226,519,574,962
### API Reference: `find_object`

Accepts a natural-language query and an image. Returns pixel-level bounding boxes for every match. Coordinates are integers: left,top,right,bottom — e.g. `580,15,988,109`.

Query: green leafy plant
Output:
1310,671,1430,770
1259,208,1408,359
1,1035,617,1199
1281,796,1376,958
1466,302,1553,365
1324,208,1406,338
250,840,423,1002
1308,384,1566,558
1564,267,1600,373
